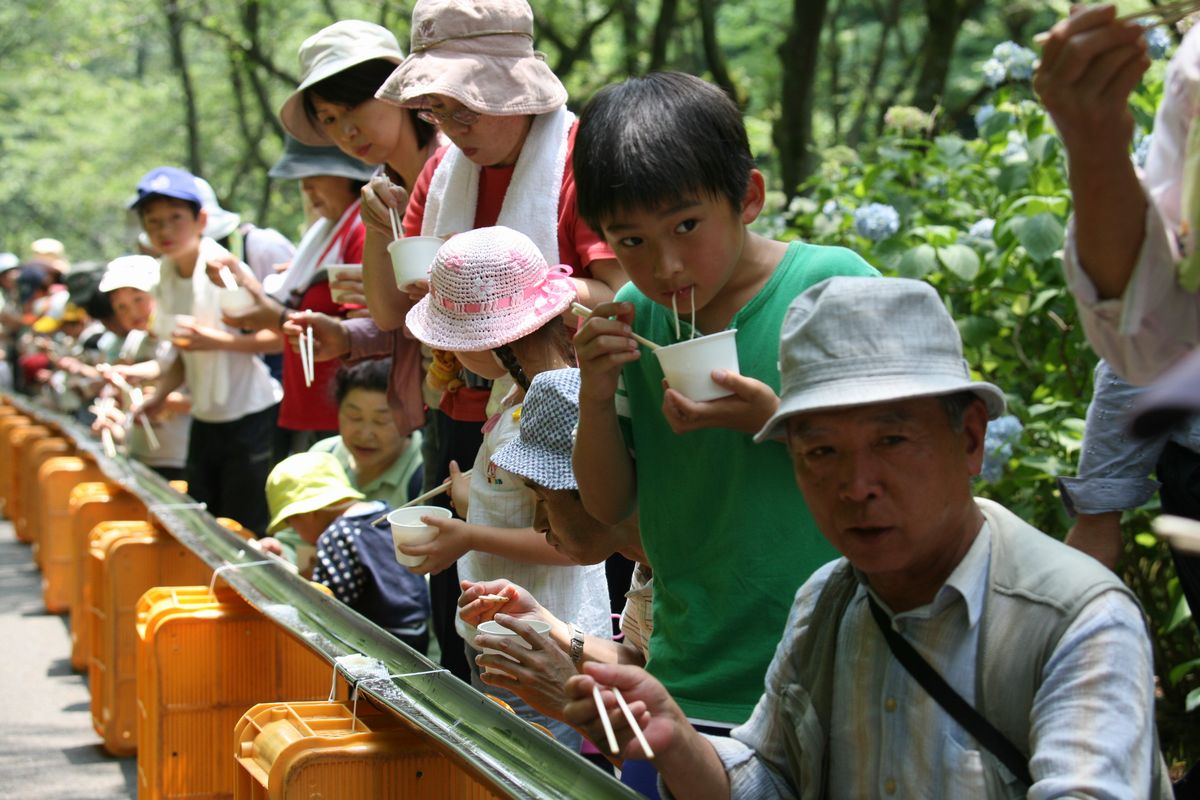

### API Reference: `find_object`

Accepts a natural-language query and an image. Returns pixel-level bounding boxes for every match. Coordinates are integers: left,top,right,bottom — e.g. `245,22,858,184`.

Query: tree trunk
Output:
774,0,830,197
697,0,740,104
911,0,983,110
847,0,900,147
618,0,640,75
648,0,680,71
162,0,203,176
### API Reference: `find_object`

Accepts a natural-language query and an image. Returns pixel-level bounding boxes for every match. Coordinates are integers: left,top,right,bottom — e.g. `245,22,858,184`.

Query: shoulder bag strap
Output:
867,595,1033,787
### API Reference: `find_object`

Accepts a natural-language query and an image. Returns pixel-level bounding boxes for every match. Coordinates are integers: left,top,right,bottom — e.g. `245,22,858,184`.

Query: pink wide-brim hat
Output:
375,0,566,116
405,226,575,351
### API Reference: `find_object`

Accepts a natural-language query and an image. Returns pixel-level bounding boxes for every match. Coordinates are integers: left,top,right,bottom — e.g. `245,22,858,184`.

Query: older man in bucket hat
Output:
564,276,1171,798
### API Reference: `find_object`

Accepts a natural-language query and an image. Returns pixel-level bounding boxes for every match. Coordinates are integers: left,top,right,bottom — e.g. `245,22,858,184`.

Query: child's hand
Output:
661,371,780,435
329,271,367,309
457,579,547,626
447,459,471,516
399,515,473,575
404,279,431,303
257,537,285,557
281,311,351,361
574,302,640,403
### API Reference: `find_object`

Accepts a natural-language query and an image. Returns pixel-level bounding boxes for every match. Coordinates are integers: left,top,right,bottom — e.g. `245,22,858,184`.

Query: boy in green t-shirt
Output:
572,72,878,726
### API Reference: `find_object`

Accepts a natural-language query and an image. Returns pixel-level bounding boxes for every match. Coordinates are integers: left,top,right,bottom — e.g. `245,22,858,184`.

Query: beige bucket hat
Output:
375,0,566,116
279,20,405,145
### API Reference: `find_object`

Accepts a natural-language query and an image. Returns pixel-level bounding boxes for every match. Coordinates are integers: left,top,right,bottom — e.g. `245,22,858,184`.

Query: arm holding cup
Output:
573,302,641,525
400,519,575,575
360,176,417,331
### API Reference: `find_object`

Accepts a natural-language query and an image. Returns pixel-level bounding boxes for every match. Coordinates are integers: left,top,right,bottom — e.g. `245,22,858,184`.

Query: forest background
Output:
2,0,1197,771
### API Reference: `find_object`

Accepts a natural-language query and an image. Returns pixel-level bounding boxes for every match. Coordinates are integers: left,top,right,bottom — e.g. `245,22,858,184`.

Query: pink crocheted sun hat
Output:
405,226,575,351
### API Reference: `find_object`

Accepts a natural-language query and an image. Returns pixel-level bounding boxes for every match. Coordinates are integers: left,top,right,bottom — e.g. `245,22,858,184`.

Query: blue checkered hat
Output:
492,368,580,490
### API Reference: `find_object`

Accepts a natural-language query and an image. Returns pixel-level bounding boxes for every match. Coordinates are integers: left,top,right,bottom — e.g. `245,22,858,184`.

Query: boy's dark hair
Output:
136,195,201,220
333,357,392,406
302,58,437,151
574,71,753,232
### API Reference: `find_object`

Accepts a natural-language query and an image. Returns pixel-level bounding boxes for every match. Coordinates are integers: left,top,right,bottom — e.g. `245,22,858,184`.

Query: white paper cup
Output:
654,329,740,401
328,264,363,304
218,287,256,315
477,619,553,675
388,505,453,567
388,236,443,289
294,542,316,573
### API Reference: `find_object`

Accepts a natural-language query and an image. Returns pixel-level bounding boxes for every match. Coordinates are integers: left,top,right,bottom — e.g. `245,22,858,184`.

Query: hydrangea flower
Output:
974,103,996,131
968,218,996,241
853,203,900,242
1143,24,1171,60
884,105,933,134
822,199,841,216
1133,132,1154,168
981,415,1023,482
983,41,1037,86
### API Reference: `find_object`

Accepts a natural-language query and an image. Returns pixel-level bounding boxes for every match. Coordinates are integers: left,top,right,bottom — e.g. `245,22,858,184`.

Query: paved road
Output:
0,519,136,799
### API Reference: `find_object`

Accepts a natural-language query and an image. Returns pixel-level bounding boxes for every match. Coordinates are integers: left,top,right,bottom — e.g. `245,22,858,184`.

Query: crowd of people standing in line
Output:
3,1,1200,796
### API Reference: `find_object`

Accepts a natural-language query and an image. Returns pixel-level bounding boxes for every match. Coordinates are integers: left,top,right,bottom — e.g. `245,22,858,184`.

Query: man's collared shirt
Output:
704,519,1157,799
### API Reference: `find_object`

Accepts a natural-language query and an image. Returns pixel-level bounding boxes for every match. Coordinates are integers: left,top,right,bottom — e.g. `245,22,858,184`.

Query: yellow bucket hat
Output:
265,452,364,535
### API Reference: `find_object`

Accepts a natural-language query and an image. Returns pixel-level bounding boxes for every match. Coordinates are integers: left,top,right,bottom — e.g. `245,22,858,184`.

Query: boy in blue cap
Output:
130,166,282,534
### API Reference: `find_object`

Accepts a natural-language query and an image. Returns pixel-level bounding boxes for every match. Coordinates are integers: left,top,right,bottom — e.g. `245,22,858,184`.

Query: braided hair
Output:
492,317,576,391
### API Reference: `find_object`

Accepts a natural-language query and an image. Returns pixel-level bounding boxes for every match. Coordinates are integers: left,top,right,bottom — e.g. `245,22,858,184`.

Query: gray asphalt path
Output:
0,519,136,799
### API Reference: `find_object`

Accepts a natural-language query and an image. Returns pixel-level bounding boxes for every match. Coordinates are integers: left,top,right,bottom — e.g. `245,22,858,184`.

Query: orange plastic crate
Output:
233,701,504,800
135,586,335,800
21,436,73,562
87,522,211,755
8,424,52,541
0,413,33,515
69,484,147,671
38,456,105,612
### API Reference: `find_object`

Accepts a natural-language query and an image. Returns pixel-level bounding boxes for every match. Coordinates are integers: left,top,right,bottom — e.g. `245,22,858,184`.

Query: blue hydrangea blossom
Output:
974,104,996,131
982,42,1037,86
1143,24,1171,60
981,415,1023,482
968,218,996,241
853,203,900,242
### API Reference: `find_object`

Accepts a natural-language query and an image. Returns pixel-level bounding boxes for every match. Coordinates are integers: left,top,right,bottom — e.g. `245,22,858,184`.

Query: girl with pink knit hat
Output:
402,226,611,748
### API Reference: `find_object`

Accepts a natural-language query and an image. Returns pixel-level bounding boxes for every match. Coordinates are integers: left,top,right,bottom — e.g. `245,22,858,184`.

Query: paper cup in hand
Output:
388,505,453,567
388,236,443,289
654,329,740,401
218,287,256,315
329,264,363,304
477,619,552,675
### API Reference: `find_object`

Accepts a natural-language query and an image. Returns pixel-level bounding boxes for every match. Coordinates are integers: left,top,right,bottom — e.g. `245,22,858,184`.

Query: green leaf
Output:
910,225,958,247
997,162,1032,194
1188,686,1200,714
1168,657,1200,685
1005,195,1069,218
1134,532,1159,549
898,244,938,278
1166,592,1195,634
1028,288,1061,314
937,244,981,281
1016,213,1065,263
956,315,999,348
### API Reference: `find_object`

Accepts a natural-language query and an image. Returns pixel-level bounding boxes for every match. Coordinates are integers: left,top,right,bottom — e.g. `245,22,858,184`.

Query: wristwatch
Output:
569,623,585,665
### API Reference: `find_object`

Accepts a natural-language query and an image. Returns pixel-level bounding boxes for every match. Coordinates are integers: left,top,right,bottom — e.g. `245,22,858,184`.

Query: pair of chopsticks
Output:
298,326,315,387
570,302,662,351
388,207,404,242
369,468,474,525
218,265,240,291
106,371,160,451
593,683,655,759
92,396,120,458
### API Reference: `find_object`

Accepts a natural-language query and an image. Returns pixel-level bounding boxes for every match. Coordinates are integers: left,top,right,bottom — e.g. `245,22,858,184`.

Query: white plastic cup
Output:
654,329,740,401
328,264,363,304
477,619,553,675
294,542,316,574
388,505,453,567
217,287,256,315
388,236,443,289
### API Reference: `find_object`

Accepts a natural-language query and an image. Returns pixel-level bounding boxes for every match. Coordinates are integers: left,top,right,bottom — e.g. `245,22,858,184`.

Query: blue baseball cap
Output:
129,166,204,210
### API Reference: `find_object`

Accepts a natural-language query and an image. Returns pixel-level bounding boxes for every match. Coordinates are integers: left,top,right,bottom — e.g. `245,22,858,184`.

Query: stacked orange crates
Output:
38,456,105,612
233,701,504,800
135,586,334,799
0,412,33,515
68,483,147,671
87,521,211,755
8,423,52,541
21,436,72,563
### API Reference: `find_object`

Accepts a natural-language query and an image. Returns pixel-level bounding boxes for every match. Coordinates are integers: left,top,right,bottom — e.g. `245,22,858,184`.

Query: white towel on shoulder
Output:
420,106,573,265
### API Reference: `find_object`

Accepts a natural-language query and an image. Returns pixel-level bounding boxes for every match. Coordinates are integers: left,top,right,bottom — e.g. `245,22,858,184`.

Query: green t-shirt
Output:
615,240,878,724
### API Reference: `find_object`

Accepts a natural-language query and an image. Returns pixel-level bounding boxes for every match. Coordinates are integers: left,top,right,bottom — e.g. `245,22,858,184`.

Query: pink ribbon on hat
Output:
434,264,574,314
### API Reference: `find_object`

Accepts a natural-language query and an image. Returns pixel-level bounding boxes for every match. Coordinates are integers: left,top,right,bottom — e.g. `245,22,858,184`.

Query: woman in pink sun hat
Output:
402,225,612,749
